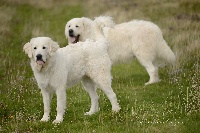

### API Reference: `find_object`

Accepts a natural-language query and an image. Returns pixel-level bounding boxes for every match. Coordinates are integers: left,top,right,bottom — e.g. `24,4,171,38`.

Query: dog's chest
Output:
34,71,54,89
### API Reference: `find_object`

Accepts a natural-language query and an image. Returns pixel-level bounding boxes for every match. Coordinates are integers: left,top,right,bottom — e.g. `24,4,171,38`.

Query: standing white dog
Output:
23,37,120,123
65,16,176,85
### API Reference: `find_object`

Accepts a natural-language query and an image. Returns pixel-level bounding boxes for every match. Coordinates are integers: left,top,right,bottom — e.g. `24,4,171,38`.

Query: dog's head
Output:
23,37,59,70
65,16,115,44
65,17,93,44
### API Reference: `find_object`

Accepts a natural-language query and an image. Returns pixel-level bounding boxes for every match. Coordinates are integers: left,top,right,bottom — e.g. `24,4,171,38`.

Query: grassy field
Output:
0,0,199,132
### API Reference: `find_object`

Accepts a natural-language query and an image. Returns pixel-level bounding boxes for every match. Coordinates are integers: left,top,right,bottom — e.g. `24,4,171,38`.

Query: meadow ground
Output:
0,0,199,132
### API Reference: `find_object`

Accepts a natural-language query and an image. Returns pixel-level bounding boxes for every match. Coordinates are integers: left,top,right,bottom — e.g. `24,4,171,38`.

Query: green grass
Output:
0,0,200,132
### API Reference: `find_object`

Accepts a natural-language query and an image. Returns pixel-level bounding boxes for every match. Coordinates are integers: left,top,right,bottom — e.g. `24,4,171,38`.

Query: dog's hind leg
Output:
137,58,160,85
82,76,100,115
92,73,121,113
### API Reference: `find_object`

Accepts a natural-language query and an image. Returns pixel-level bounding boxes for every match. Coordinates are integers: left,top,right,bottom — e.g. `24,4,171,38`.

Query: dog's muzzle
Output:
36,54,45,65
68,29,80,43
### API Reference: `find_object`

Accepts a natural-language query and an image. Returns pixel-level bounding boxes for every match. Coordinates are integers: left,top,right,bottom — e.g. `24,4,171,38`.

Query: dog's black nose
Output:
69,29,73,35
36,54,42,60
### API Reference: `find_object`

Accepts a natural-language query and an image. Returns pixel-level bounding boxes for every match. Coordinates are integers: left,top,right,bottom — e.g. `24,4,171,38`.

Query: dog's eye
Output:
43,46,46,49
69,25,71,28
76,25,79,28
34,47,37,50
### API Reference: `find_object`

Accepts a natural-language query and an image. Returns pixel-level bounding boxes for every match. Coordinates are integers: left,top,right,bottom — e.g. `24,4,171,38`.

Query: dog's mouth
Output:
36,59,45,66
69,34,80,44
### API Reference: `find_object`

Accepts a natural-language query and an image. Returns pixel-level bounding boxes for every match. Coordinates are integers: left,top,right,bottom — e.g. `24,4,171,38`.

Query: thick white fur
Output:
23,37,120,123
94,16,115,29
65,16,176,85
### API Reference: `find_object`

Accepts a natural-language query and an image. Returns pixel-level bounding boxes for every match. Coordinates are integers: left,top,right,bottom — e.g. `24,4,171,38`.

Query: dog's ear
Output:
82,17,92,30
49,39,59,56
82,17,94,39
23,42,32,58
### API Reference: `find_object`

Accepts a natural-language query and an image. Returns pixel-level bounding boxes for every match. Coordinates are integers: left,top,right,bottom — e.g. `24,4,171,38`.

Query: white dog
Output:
23,37,120,123
65,16,176,85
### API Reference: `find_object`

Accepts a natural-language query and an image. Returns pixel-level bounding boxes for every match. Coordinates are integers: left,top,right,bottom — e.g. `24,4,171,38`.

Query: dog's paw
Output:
145,82,151,86
112,105,121,112
145,79,160,86
84,108,100,115
40,116,50,122
52,115,63,124
52,119,63,124
84,111,96,116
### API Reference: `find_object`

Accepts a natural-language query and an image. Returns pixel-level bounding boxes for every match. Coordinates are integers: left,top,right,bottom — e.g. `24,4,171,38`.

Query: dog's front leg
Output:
40,89,52,122
53,89,66,124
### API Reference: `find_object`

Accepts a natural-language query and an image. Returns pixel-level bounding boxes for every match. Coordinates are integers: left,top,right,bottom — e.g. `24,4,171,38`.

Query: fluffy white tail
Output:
94,16,115,29
158,41,176,66
92,17,112,43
